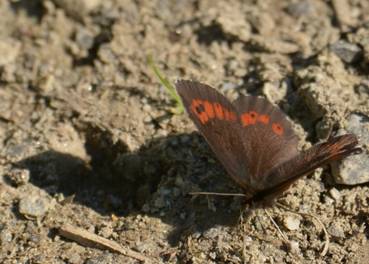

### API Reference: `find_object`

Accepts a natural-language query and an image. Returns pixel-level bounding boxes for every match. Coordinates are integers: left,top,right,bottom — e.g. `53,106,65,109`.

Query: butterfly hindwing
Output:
176,80,256,195
233,96,299,191
254,134,359,200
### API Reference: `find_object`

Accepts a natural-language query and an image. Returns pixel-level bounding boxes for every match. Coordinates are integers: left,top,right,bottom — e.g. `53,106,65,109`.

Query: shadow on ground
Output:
13,124,242,246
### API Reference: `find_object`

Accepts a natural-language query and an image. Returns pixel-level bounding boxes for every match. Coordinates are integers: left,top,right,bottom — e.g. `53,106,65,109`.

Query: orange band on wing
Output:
203,100,215,119
213,103,224,120
190,99,236,124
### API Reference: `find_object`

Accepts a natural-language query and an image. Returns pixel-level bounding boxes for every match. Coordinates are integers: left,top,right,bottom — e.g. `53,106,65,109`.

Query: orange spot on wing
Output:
241,111,258,126
241,113,251,126
203,100,215,119
272,122,284,136
258,114,270,124
191,99,209,124
213,103,224,120
249,111,258,122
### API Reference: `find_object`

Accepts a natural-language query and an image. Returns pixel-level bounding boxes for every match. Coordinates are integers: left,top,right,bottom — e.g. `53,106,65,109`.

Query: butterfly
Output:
175,80,360,202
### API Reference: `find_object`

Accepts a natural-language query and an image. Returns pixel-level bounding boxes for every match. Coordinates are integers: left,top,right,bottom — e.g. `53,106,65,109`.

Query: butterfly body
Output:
175,80,359,201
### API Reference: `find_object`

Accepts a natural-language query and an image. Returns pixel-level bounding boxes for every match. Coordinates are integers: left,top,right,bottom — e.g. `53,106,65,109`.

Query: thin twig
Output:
264,209,289,243
59,224,150,263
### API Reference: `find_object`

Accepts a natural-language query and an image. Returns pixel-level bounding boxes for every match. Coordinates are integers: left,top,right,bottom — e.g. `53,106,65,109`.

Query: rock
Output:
330,40,362,63
6,168,30,186
332,113,369,185
75,28,95,51
263,81,287,103
287,240,300,254
287,0,314,17
0,228,12,244
329,188,341,201
19,196,50,218
328,222,345,238
283,215,300,231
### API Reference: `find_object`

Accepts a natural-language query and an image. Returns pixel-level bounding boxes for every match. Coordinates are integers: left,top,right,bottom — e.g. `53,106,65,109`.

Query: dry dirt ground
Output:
0,0,369,263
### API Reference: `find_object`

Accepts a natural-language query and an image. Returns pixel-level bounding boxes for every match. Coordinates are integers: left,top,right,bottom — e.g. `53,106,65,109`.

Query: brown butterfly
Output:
175,80,360,202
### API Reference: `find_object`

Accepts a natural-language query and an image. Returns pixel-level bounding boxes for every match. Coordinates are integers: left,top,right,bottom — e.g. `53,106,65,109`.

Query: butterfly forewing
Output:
233,96,299,191
176,80,256,195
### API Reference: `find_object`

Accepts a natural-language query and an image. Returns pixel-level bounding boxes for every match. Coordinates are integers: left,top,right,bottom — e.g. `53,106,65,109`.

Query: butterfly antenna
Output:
189,191,247,197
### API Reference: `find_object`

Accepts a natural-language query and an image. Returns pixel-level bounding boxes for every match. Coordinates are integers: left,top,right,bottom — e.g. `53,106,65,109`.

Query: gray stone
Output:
75,28,95,50
19,196,50,218
330,40,362,63
332,113,369,185
328,222,345,238
287,0,314,17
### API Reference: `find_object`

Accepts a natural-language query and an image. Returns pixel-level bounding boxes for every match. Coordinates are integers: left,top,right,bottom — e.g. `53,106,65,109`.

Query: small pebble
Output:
283,215,300,231
19,196,50,218
6,168,30,186
287,0,314,16
287,240,300,254
0,228,12,244
142,104,151,112
222,82,237,91
209,251,217,260
329,188,341,201
330,40,362,63
75,28,94,50
328,222,345,238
